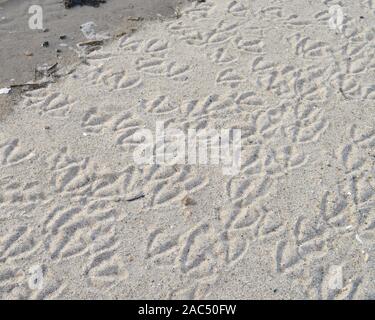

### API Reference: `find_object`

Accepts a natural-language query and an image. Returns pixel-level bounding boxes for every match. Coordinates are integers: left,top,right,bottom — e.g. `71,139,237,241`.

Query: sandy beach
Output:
1,0,375,300
0,0,187,87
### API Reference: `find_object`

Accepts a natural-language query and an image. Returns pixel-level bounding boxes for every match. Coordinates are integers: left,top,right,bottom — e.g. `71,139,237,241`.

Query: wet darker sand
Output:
0,0,188,87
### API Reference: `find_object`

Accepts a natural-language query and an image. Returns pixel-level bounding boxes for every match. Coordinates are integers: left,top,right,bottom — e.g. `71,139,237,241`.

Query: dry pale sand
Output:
1,0,375,300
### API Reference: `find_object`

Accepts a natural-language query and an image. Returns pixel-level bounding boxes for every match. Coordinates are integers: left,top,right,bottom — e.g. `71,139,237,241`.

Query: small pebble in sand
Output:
182,196,196,206
364,253,369,262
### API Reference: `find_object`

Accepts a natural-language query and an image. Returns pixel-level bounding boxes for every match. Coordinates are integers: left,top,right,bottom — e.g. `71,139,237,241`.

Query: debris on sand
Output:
126,194,146,202
35,63,59,79
182,195,196,206
10,82,51,91
77,39,104,54
80,21,109,41
77,39,104,47
64,0,106,9
0,87,11,95
128,17,144,22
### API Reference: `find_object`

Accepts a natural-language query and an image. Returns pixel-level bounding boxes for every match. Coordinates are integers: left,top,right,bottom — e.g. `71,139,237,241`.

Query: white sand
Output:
1,0,375,299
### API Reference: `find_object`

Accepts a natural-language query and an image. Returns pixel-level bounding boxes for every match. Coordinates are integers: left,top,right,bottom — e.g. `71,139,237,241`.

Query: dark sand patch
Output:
0,0,189,87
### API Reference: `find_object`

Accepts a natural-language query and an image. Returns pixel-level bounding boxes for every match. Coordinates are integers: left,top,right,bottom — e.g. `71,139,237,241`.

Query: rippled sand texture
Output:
1,0,375,299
